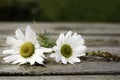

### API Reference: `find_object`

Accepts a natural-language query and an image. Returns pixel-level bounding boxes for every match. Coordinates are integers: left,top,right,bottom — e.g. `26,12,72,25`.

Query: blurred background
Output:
0,0,120,22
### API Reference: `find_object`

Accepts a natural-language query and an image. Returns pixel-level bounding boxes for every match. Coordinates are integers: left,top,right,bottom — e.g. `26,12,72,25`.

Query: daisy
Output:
50,31,87,64
2,25,52,65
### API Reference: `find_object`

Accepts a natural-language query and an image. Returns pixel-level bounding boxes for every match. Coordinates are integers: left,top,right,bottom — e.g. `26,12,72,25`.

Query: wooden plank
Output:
0,23,119,35
0,75,120,80
0,23,118,47
0,61,120,75
48,35,120,47
0,23,119,47
0,35,120,47
0,47,120,76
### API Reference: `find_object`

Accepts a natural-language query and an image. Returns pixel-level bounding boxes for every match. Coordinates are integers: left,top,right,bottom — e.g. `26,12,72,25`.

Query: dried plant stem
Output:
80,51,120,61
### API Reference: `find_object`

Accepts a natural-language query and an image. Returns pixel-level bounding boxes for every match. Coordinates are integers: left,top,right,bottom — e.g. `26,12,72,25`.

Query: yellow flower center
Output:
20,42,35,58
61,44,72,58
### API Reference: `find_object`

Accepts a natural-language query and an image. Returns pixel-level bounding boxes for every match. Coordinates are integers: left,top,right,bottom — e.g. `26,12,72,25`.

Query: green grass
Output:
0,0,120,22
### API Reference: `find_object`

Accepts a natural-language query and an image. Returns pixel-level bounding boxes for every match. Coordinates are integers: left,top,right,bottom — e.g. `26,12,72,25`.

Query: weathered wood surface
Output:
0,75,120,80
0,22,120,47
0,23,120,79
0,47,120,75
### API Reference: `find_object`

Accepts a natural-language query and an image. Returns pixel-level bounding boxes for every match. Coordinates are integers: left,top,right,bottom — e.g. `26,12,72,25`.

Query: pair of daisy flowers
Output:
2,25,87,65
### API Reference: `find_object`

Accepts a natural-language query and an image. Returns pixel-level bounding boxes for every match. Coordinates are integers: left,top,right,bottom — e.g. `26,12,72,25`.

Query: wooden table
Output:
0,22,120,80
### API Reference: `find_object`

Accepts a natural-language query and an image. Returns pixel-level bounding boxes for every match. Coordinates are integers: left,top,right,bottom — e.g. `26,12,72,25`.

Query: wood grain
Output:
0,23,120,76
0,22,120,47
0,75,120,80
0,22,120,35
0,47,120,75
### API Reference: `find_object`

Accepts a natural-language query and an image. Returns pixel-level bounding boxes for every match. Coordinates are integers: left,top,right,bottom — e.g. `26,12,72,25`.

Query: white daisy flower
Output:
2,25,52,65
50,31,87,64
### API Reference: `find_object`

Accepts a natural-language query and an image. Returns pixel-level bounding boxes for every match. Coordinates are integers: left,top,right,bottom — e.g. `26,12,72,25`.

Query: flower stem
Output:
80,51,120,61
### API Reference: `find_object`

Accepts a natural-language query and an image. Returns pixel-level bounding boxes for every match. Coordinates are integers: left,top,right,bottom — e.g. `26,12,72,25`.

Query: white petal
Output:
19,60,27,65
56,33,64,46
67,57,74,64
3,55,18,63
40,47,52,53
73,51,86,57
68,60,74,64
2,49,18,54
6,37,21,46
50,52,61,62
65,31,72,38
68,57,80,64
76,37,84,45
71,33,85,46
30,56,36,65
64,31,73,44
61,57,67,64
12,60,20,64
50,53,56,58
35,49,45,58
12,55,24,64
15,29,25,41
53,46,60,52
20,56,26,62
73,32,77,37
26,25,37,42
74,57,81,62
35,56,44,64
74,46,87,56
35,42,40,48
25,57,31,62
55,55,61,62
77,53,86,57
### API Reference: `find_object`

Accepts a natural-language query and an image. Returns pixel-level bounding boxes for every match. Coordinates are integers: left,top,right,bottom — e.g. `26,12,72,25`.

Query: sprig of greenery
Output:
38,31,55,48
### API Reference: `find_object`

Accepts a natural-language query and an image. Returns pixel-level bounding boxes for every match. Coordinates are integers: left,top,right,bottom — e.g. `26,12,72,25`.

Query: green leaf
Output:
38,31,55,48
